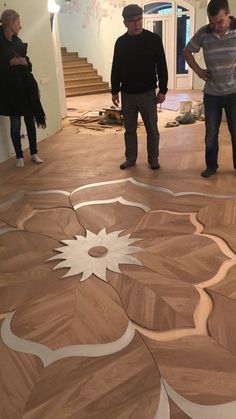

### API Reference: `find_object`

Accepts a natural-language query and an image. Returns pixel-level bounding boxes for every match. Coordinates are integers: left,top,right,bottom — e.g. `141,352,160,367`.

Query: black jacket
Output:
0,25,46,126
111,29,168,95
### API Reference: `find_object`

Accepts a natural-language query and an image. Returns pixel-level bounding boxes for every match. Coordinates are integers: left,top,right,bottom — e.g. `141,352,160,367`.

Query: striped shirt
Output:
186,16,236,95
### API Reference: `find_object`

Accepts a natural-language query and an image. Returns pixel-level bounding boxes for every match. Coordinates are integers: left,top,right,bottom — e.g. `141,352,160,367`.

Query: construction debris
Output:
69,106,124,132
175,114,196,124
99,107,123,125
165,121,180,128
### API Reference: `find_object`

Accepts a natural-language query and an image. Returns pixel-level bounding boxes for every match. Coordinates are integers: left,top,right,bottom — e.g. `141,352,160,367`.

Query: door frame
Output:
142,0,195,89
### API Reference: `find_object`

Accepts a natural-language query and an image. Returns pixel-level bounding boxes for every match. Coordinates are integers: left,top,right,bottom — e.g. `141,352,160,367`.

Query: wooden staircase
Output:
61,47,110,97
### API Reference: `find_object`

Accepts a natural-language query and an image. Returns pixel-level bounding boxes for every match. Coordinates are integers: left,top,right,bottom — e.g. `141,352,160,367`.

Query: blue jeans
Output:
204,93,236,170
10,114,37,159
121,90,159,163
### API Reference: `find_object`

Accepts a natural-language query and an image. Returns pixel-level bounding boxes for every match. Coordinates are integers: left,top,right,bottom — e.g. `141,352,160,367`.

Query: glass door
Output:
143,1,194,89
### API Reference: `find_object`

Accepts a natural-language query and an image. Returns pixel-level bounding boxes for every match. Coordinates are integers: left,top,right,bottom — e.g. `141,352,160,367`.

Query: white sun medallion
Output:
48,228,143,281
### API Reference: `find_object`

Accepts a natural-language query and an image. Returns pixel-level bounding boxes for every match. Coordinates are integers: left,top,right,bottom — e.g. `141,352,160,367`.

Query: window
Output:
144,2,172,14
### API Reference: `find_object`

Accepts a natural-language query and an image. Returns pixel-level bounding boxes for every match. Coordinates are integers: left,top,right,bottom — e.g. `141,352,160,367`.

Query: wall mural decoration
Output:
59,0,125,36
59,0,82,14
59,0,125,32
59,0,124,16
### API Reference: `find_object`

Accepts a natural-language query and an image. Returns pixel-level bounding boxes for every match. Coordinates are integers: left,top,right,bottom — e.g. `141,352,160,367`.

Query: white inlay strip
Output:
17,209,37,229
163,378,236,419
1,312,135,367
134,288,210,342
152,210,193,215
0,227,19,235
0,312,9,320
197,259,236,289
74,196,150,212
190,213,204,234
25,190,70,197
154,380,170,419
0,190,70,210
0,191,25,208
71,177,236,199
199,233,236,259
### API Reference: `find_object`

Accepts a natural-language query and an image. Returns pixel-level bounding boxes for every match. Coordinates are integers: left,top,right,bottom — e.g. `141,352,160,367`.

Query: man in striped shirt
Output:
183,0,236,177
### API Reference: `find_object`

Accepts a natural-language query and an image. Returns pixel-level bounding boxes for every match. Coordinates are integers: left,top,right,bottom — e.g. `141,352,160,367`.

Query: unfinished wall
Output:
0,0,64,163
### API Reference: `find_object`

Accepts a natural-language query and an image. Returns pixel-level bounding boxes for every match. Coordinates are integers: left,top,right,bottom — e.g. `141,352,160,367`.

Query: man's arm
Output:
111,40,122,106
155,37,168,102
183,47,208,81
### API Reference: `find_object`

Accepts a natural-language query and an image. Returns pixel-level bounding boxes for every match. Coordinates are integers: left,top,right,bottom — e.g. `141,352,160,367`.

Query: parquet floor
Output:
1,91,236,418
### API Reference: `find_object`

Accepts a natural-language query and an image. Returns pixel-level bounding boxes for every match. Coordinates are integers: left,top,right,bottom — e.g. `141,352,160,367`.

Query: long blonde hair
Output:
0,9,19,28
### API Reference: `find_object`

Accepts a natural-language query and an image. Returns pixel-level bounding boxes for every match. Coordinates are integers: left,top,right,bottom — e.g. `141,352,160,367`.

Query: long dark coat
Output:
0,25,46,126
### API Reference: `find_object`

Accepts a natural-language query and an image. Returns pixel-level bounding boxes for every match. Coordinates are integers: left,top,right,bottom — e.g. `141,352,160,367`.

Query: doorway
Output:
143,1,194,89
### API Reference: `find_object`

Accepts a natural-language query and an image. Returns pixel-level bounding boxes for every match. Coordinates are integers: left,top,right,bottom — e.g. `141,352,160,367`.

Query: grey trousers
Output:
121,90,160,163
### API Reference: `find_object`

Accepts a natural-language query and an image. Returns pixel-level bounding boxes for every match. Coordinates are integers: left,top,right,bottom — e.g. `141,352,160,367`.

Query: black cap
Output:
122,4,143,19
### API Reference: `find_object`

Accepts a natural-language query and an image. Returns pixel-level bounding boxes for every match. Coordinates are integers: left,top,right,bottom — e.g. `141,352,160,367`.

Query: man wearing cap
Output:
111,4,168,170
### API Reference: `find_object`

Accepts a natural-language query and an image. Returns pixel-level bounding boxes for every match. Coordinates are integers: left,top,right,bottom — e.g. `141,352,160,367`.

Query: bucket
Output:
179,100,192,114
200,103,205,117
192,101,203,117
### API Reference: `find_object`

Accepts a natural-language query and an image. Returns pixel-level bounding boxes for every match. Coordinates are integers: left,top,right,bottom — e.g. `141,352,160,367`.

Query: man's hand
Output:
196,68,211,81
10,57,28,66
112,94,119,107
157,92,166,104
183,48,210,82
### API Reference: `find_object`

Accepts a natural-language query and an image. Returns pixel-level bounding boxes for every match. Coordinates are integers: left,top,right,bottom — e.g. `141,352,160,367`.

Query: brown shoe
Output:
120,160,136,170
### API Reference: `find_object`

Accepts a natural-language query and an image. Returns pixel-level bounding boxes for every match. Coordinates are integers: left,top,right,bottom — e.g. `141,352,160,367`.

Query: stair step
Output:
65,76,102,87
63,63,93,71
63,70,98,80
61,47,109,97
62,55,80,61
63,59,89,67
62,56,87,62
61,51,79,57
66,87,110,97
65,82,109,95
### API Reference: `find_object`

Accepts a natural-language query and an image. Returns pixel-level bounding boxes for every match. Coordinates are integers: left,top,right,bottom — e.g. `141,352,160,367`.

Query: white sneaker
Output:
16,158,24,168
31,154,44,164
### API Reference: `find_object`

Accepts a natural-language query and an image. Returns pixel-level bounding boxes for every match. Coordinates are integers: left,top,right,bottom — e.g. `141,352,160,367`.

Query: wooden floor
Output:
1,91,236,419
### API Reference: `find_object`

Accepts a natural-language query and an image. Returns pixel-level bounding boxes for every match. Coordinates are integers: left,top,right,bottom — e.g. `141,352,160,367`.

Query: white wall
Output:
0,0,64,163
52,14,67,118
229,0,236,14
58,0,125,83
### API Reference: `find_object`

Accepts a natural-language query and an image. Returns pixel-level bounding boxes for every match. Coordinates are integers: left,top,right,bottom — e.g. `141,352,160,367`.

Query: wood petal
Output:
11,277,129,347
144,335,236,404
138,235,227,285
0,320,43,419
197,200,236,252
24,207,84,240
130,211,195,237
207,288,236,356
22,334,160,419
76,202,144,234
108,266,199,330
0,231,62,312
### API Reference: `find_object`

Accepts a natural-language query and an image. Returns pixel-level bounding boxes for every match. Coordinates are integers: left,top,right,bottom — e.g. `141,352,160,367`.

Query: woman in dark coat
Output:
0,9,46,167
